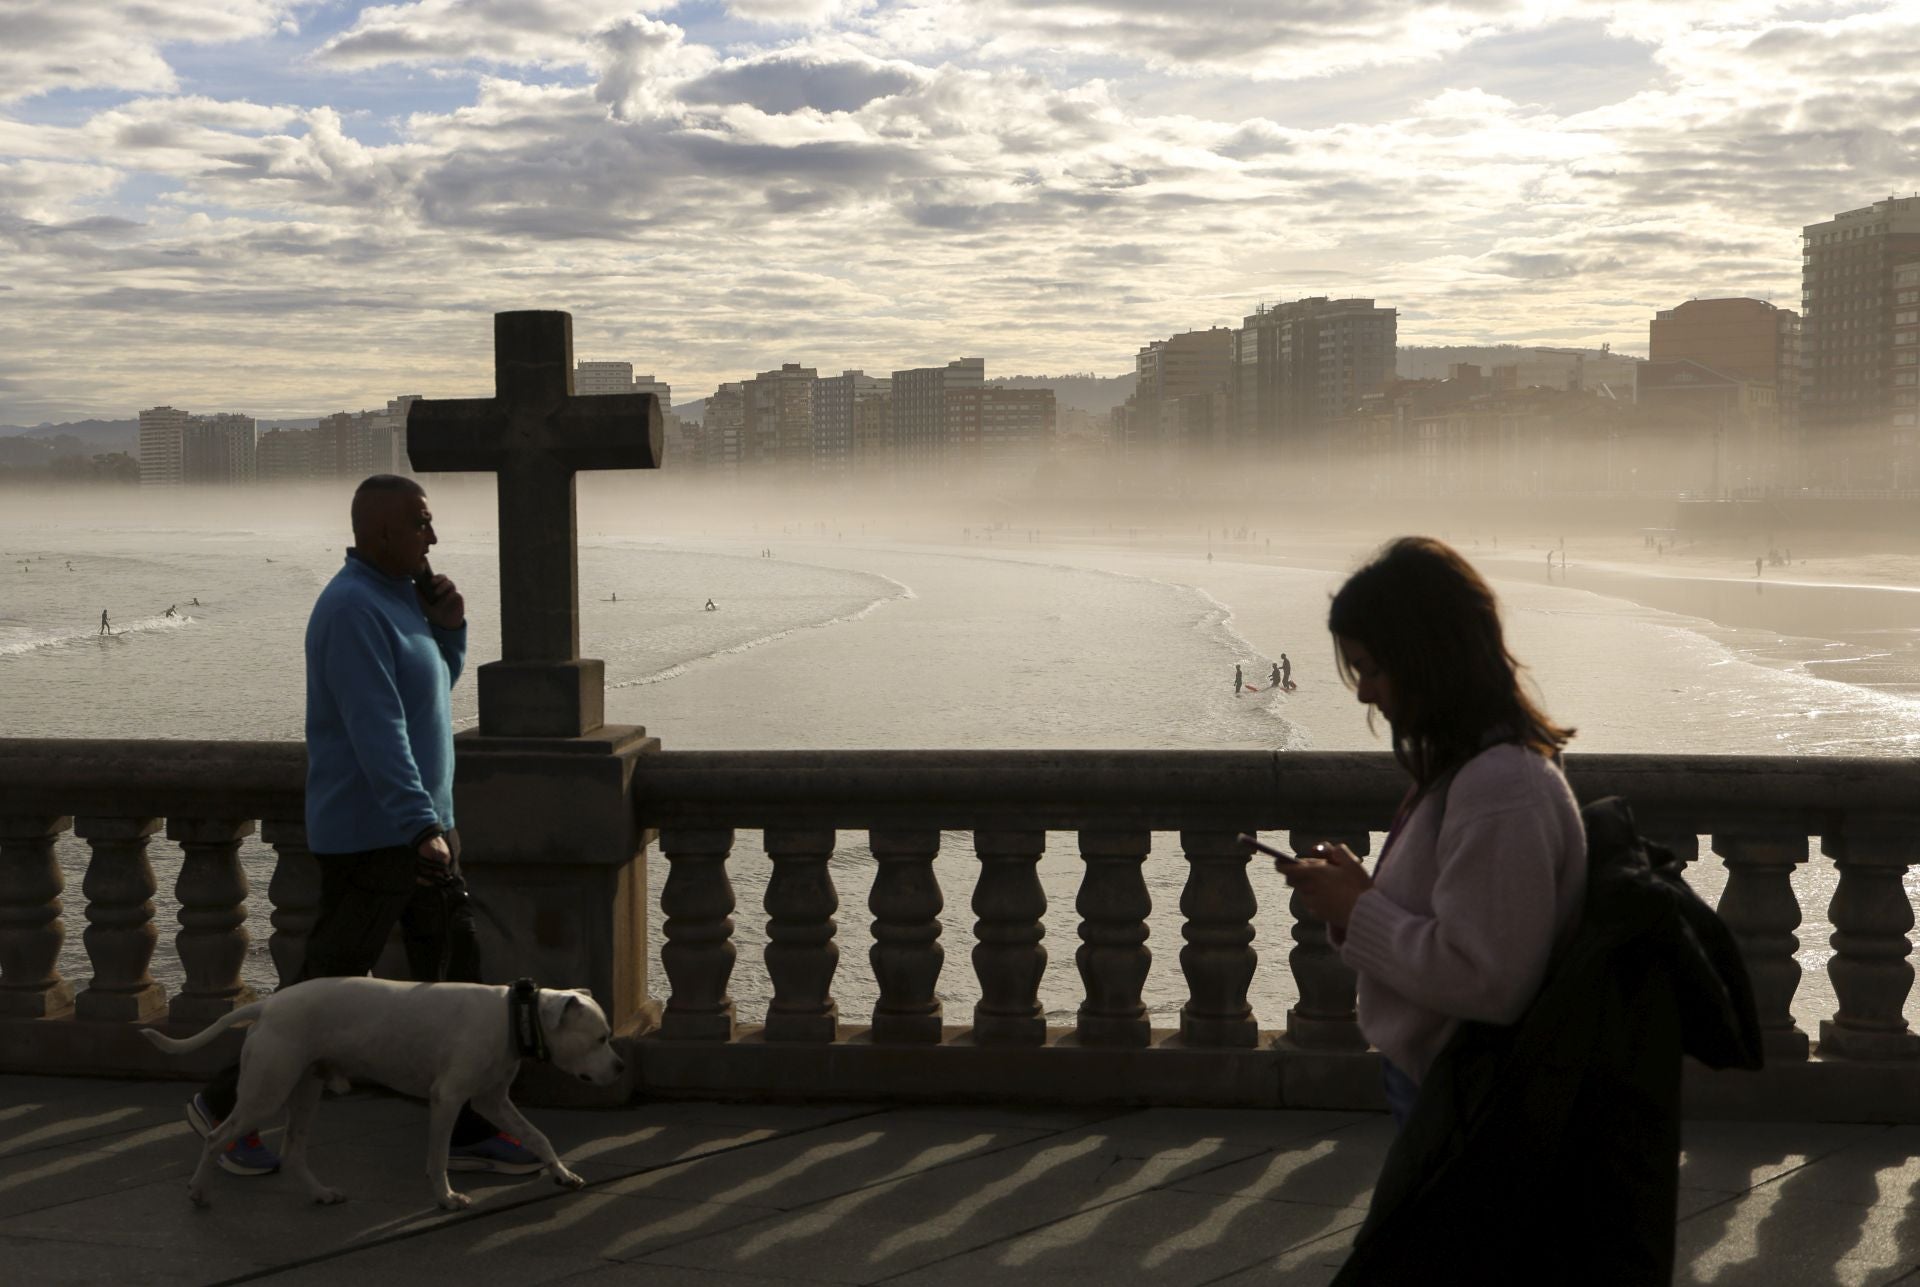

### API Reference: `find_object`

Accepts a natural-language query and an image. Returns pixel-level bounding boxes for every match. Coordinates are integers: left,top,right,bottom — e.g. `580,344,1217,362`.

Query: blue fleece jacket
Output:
304,550,466,854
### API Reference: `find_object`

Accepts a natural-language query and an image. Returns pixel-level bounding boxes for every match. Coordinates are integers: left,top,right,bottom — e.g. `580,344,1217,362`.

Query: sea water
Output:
5,520,1919,1036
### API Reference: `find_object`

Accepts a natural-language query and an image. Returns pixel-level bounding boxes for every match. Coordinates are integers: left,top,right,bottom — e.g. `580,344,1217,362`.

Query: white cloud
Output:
592,17,717,121
318,0,647,68
0,1,293,101
1,1,1917,420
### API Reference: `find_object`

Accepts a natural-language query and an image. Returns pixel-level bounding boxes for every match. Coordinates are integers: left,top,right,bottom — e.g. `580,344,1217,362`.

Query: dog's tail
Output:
140,1000,267,1055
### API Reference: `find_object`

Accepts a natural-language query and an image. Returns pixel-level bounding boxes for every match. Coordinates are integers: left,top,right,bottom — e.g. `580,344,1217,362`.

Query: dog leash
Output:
509,977,550,1061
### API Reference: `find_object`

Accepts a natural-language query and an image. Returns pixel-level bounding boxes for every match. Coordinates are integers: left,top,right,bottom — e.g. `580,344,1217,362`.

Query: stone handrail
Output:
627,751,1920,1111
5,740,1920,1112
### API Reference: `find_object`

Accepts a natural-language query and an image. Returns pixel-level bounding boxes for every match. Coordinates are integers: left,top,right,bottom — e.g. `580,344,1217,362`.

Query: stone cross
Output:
408,310,662,738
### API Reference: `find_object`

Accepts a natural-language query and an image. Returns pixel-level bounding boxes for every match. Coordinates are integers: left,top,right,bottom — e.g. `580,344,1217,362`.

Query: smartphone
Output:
414,557,444,604
1238,833,1299,864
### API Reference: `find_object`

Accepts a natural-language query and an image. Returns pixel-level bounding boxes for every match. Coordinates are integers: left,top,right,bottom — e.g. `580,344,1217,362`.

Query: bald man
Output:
191,475,540,1178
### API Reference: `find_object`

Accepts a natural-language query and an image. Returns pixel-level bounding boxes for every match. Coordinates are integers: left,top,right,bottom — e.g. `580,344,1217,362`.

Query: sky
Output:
4,0,1919,423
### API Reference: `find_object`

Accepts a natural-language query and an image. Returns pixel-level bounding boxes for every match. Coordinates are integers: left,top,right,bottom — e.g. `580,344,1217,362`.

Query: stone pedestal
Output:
478,660,606,740
452,723,662,1105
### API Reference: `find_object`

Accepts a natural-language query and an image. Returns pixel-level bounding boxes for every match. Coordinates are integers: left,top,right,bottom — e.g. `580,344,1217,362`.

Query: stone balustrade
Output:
5,740,1920,1117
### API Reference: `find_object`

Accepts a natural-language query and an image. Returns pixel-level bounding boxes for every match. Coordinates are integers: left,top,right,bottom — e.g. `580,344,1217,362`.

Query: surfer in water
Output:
164,604,178,619
1234,664,1243,696
704,598,717,611
99,609,112,636
1280,653,1293,690
1270,662,1282,689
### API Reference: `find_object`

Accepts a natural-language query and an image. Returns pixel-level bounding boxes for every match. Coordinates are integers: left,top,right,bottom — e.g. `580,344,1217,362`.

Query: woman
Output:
1281,535,1586,1127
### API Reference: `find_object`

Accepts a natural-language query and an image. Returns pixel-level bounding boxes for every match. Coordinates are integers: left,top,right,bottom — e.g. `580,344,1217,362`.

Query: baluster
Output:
0,815,75,1018
1284,828,1370,1051
762,828,839,1042
868,829,944,1043
1645,830,1699,874
1178,830,1258,1047
1075,829,1151,1047
658,829,737,1041
1819,831,1920,1060
971,830,1047,1046
168,817,257,1024
263,819,321,989
73,816,166,1022
1714,831,1810,1061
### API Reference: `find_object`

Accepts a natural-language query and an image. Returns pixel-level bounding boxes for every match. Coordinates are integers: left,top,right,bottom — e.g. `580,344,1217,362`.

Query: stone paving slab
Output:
9,1075,1920,1285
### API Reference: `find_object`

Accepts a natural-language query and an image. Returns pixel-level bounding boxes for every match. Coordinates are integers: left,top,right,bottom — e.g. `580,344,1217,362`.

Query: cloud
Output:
0,1,292,102
3,1,1918,421
680,52,923,115
849,0,1550,79
318,0,644,68
592,17,716,122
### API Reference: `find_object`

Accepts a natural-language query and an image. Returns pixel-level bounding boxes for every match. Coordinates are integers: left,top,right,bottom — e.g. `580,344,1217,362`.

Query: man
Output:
1280,653,1292,690
190,475,539,1177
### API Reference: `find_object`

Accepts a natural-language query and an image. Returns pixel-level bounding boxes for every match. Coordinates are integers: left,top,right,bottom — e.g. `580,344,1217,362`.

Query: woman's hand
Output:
1280,842,1373,931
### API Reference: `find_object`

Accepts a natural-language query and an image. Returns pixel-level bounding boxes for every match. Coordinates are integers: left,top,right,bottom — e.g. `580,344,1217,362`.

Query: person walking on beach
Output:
99,609,111,636
1755,556,1763,578
190,474,541,1181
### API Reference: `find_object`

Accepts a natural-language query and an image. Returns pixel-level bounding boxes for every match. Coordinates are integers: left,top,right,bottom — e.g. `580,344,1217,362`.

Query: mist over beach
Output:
8,469,1918,1036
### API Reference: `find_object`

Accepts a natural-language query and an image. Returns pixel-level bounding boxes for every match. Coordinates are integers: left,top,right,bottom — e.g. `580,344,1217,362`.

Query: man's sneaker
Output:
447,1132,543,1174
186,1093,282,1177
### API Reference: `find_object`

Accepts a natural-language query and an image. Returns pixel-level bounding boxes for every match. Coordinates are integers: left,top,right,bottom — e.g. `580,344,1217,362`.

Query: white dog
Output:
142,977,625,1210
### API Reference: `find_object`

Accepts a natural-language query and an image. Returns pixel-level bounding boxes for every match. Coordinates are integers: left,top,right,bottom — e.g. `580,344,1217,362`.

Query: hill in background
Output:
0,419,138,452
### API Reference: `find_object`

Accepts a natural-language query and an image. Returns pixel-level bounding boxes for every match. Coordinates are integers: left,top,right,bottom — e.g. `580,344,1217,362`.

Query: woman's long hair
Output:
1329,536,1573,786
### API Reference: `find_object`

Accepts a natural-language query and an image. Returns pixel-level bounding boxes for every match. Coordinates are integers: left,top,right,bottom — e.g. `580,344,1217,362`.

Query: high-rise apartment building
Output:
1232,298,1397,445
1649,298,1799,430
379,395,421,473
853,386,893,467
181,412,258,484
1130,328,1234,451
1892,261,1920,487
138,406,191,487
978,387,1055,460
890,358,984,469
257,428,314,482
575,361,634,396
743,363,817,467
633,374,671,407
313,410,391,479
811,371,888,474
702,383,747,474
1801,197,1920,485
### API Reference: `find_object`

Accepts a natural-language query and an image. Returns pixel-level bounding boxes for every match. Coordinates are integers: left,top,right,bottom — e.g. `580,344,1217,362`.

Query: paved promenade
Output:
4,1073,1919,1286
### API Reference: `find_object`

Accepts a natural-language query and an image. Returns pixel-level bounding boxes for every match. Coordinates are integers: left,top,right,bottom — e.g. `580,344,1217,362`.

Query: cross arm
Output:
407,399,510,473
549,392,664,471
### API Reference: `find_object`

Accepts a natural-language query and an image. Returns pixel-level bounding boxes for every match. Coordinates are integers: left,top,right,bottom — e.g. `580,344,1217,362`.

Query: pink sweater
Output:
1337,742,1587,1084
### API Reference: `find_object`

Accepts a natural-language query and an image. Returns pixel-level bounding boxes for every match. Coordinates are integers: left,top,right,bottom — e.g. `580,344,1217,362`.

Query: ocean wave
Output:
0,613,194,657
607,572,914,691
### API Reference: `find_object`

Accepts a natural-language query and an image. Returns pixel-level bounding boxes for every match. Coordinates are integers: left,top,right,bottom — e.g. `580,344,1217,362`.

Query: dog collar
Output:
509,977,550,1061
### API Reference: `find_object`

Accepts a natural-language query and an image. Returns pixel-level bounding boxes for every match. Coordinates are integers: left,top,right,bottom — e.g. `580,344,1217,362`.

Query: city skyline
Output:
5,2,1918,423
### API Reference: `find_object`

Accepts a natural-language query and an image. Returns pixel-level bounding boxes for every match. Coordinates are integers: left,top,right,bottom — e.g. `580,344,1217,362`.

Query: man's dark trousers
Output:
202,836,497,1147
